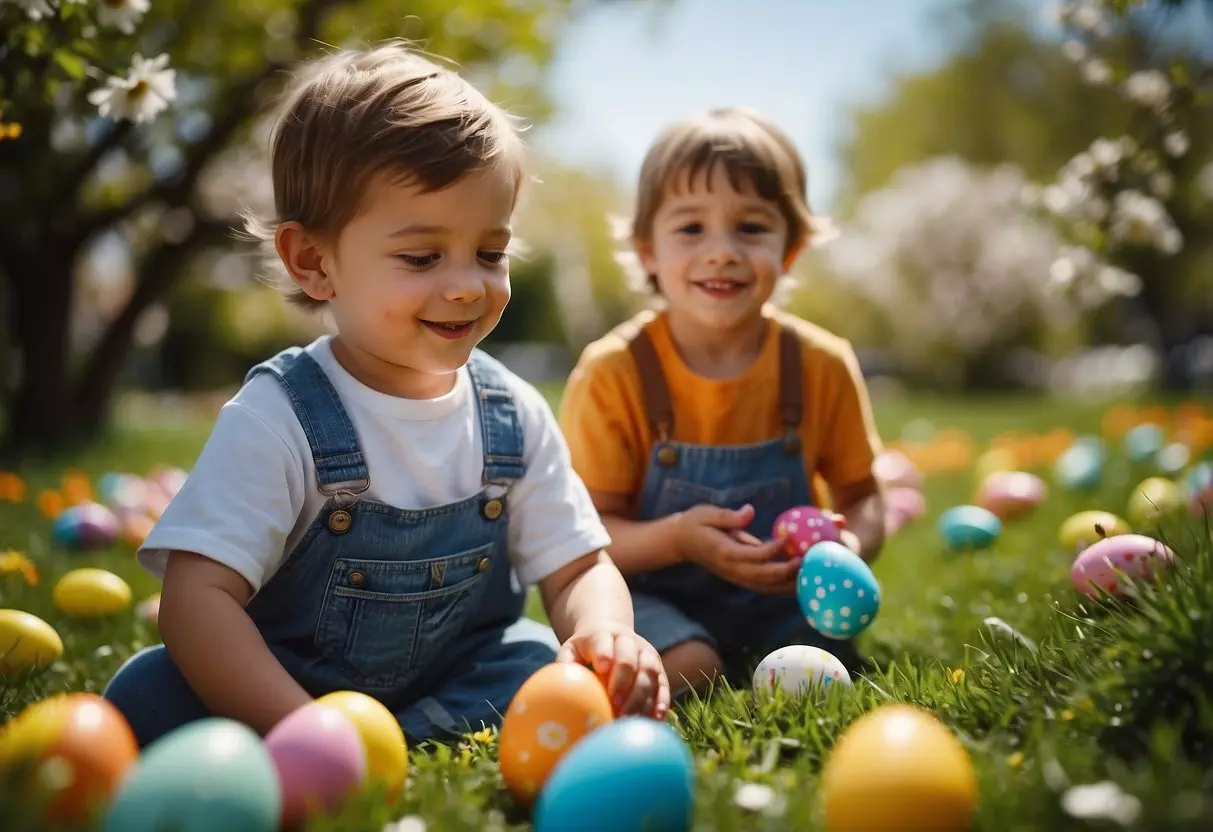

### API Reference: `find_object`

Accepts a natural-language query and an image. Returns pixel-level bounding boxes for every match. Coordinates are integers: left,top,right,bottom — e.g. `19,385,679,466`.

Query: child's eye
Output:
396,253,440,268
676,223,703,235
739,222,770,234
479,250,508,265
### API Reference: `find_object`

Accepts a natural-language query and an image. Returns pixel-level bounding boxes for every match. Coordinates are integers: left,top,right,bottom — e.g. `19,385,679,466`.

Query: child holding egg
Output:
102,42,669,748
558,108,887,695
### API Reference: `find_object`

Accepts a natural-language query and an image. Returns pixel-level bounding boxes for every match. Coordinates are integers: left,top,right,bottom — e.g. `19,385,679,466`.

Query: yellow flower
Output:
949,667,965,684
1007,750,1024,768
471,727,496,745
1061,709,1075,722
0,551,39,586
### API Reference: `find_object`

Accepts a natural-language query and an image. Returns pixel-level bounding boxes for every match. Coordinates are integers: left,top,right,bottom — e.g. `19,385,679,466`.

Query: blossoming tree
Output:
0,0,633,456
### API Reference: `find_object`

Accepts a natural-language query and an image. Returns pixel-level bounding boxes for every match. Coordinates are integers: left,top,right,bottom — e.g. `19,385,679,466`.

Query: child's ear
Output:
275,222,335,301
634,236,658,278
782,235,808,273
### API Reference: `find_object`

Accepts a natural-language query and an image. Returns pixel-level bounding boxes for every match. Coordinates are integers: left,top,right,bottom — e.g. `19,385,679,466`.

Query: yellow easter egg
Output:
974,447,1017,481
315,690,408,796
0,610,64,676
1126,477,1182,526
821,704,977,832
1059,511,1133,553
52,568,132,618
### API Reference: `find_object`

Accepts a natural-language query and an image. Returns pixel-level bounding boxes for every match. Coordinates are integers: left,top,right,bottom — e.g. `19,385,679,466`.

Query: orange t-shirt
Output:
558,307,884,509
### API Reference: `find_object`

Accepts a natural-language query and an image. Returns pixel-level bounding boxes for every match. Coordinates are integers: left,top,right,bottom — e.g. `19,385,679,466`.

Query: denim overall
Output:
104,347,559,748
623,322,860,683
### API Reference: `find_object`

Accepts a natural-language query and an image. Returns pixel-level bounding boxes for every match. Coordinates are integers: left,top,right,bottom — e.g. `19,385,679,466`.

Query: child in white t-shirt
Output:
103,42,669,748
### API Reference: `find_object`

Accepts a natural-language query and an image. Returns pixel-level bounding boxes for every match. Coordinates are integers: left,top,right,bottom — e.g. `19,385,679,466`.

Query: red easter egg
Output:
1070,534,1175,598
773,506,842,556
975,471,1047,520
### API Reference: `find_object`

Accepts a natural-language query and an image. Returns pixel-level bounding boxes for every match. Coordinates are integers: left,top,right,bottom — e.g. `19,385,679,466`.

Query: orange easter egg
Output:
0,693,139,824
497,662,614,805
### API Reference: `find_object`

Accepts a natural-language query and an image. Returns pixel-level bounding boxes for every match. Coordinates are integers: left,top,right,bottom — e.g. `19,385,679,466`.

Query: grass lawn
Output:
2,390,1212,830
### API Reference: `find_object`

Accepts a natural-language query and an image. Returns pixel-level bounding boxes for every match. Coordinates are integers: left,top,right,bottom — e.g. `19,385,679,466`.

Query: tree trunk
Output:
1,248,77,461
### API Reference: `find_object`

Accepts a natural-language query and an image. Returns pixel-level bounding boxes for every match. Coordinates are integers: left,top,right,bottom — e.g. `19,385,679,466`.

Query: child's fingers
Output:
606,634,642,712
590,630,617,675
642,648,671,719
728,538,788,562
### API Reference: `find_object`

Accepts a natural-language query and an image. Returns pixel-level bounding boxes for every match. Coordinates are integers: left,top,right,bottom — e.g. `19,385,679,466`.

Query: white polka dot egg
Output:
796,541,880,640
772,505,843,556
753,645,852,698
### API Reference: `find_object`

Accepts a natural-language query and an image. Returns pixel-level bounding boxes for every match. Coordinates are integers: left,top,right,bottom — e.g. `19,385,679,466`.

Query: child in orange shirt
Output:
558,107,887,696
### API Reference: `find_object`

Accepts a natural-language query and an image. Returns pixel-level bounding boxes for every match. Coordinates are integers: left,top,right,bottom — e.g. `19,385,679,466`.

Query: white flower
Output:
1123,70,1170,110
4,0,56,19
1062,781,1142,826
382,817,427,832
97,0,150,35
733,782,786,816
1109,189,1182,253
1147,170,1174,201
1096,265,1141,298
1069,1,1107,34
1061,40,1087,63
1163,131,1189,157
1081,58,1112,86
87,52,176,124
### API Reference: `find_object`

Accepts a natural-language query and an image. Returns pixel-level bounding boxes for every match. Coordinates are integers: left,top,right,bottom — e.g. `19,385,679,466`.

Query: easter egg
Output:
975,471,1046,520
884,487,926,535
1058,511,1133,553
1185,462,1213,517
772,505,843,556
97,473,150,516
1053,442,1103,491
498,661,614,804
752,645,852,698
50,501,120,549
137,594,161,624
145,466,188,501
265,702,366,826
314,690,408,796
796,541,880,640
0,693,139,824
1070,533,1175,598
533,716,693,832
0,609,63,675
820,704,977,832
1126,477,1182,526
1123,423,1165,464
873,449,922,489
973,447,1017,482
1158,442,1191,475
938,505,1002,552
103,718,281,832
53,568,132,617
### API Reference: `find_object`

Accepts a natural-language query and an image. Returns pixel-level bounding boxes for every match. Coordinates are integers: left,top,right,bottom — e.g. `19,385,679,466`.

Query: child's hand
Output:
556,622,671,720
675,503,798,594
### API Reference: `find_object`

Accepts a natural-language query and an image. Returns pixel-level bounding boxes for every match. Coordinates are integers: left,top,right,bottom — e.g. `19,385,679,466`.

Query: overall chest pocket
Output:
652,476,793,529
314,543,494,688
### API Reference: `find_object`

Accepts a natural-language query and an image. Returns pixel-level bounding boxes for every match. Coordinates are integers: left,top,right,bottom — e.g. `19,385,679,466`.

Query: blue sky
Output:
532,0,995,212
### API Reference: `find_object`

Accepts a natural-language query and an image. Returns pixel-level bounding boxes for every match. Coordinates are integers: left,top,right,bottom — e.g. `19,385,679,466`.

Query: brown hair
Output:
629,107,828,291
243,41,527,309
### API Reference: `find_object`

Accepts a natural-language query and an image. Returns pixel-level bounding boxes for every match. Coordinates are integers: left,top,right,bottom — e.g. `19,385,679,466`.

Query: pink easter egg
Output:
883,487,926,536
265,702,367,825
873,449,923,490
975,471,1047,520
1070,533,1175,598
145,466,188,501
772,506,843,556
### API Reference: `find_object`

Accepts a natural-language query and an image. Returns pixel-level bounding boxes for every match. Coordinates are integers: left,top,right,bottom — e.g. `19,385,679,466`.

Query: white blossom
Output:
1062,40,1087,63
87,52,176,124
1123,70,1170,111
1081,58,1112,86
1147,170,1174,201
97,0,150,35
1062,781,1142,826
1163,131,1189,157
1198,161,1213,201
4,0,56,19
1108,189,1182,254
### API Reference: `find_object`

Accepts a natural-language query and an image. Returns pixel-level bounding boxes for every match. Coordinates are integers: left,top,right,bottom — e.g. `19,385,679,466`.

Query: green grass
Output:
3,391,1213,830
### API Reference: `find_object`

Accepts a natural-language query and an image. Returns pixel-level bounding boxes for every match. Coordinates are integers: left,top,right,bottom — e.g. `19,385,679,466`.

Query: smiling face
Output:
636,163,795,334
278,164,517,398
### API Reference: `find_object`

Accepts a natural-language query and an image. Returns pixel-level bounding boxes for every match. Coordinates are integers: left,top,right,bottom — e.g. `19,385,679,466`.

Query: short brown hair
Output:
629,107,829,291
244,41,527,309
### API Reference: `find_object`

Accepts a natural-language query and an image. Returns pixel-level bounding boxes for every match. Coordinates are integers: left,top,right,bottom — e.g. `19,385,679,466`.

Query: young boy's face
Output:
637,164,791,333
321,165,516,393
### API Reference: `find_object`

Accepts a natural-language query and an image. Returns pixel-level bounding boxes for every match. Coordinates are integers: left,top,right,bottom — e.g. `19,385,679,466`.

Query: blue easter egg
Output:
938,505,1002,552
1188,461,1213,493
795,541,880,640
533,716,694,832
1054,443,1103,491
1123,423,1164,464
104,718,281,832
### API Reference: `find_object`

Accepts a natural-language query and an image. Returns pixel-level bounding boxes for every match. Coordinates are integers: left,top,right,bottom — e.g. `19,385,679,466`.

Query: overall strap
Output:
625,328,674,443
466,349,526,489
778,325,804,453
244,347,370,498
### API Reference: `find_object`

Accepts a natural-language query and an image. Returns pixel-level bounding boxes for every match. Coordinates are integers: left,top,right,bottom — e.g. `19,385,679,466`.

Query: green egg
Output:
104,718,281,832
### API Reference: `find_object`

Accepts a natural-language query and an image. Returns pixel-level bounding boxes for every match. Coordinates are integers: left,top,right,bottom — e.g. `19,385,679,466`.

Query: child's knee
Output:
661,639,724,695
103,645,210,748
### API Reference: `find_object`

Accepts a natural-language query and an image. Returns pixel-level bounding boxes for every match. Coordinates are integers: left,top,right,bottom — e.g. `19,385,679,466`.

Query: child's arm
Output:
158,551,313,735
539,549,670,719
832,481,887,563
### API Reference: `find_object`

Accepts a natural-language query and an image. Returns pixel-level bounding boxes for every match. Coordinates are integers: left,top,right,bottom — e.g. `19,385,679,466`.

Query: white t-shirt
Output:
138,336,611,595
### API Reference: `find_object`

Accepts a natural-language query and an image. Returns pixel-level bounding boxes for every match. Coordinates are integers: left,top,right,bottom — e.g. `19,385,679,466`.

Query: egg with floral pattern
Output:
796,542,880,640
498,662,614,805
773,506,843,556
753,645,852,698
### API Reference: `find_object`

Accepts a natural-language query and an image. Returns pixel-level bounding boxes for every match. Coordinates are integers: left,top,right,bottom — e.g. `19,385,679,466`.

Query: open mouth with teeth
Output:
420,319,477,340
693,279,750,298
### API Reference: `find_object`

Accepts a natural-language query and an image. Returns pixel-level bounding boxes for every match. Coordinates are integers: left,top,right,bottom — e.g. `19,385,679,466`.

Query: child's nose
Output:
442,270,487,302
703,232,742,265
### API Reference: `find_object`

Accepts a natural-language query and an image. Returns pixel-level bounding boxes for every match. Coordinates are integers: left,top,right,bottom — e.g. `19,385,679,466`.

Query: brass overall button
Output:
477,556,491,573
657,445,679,467
348,571,366,586
328,509,352,534
482,498,504,520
